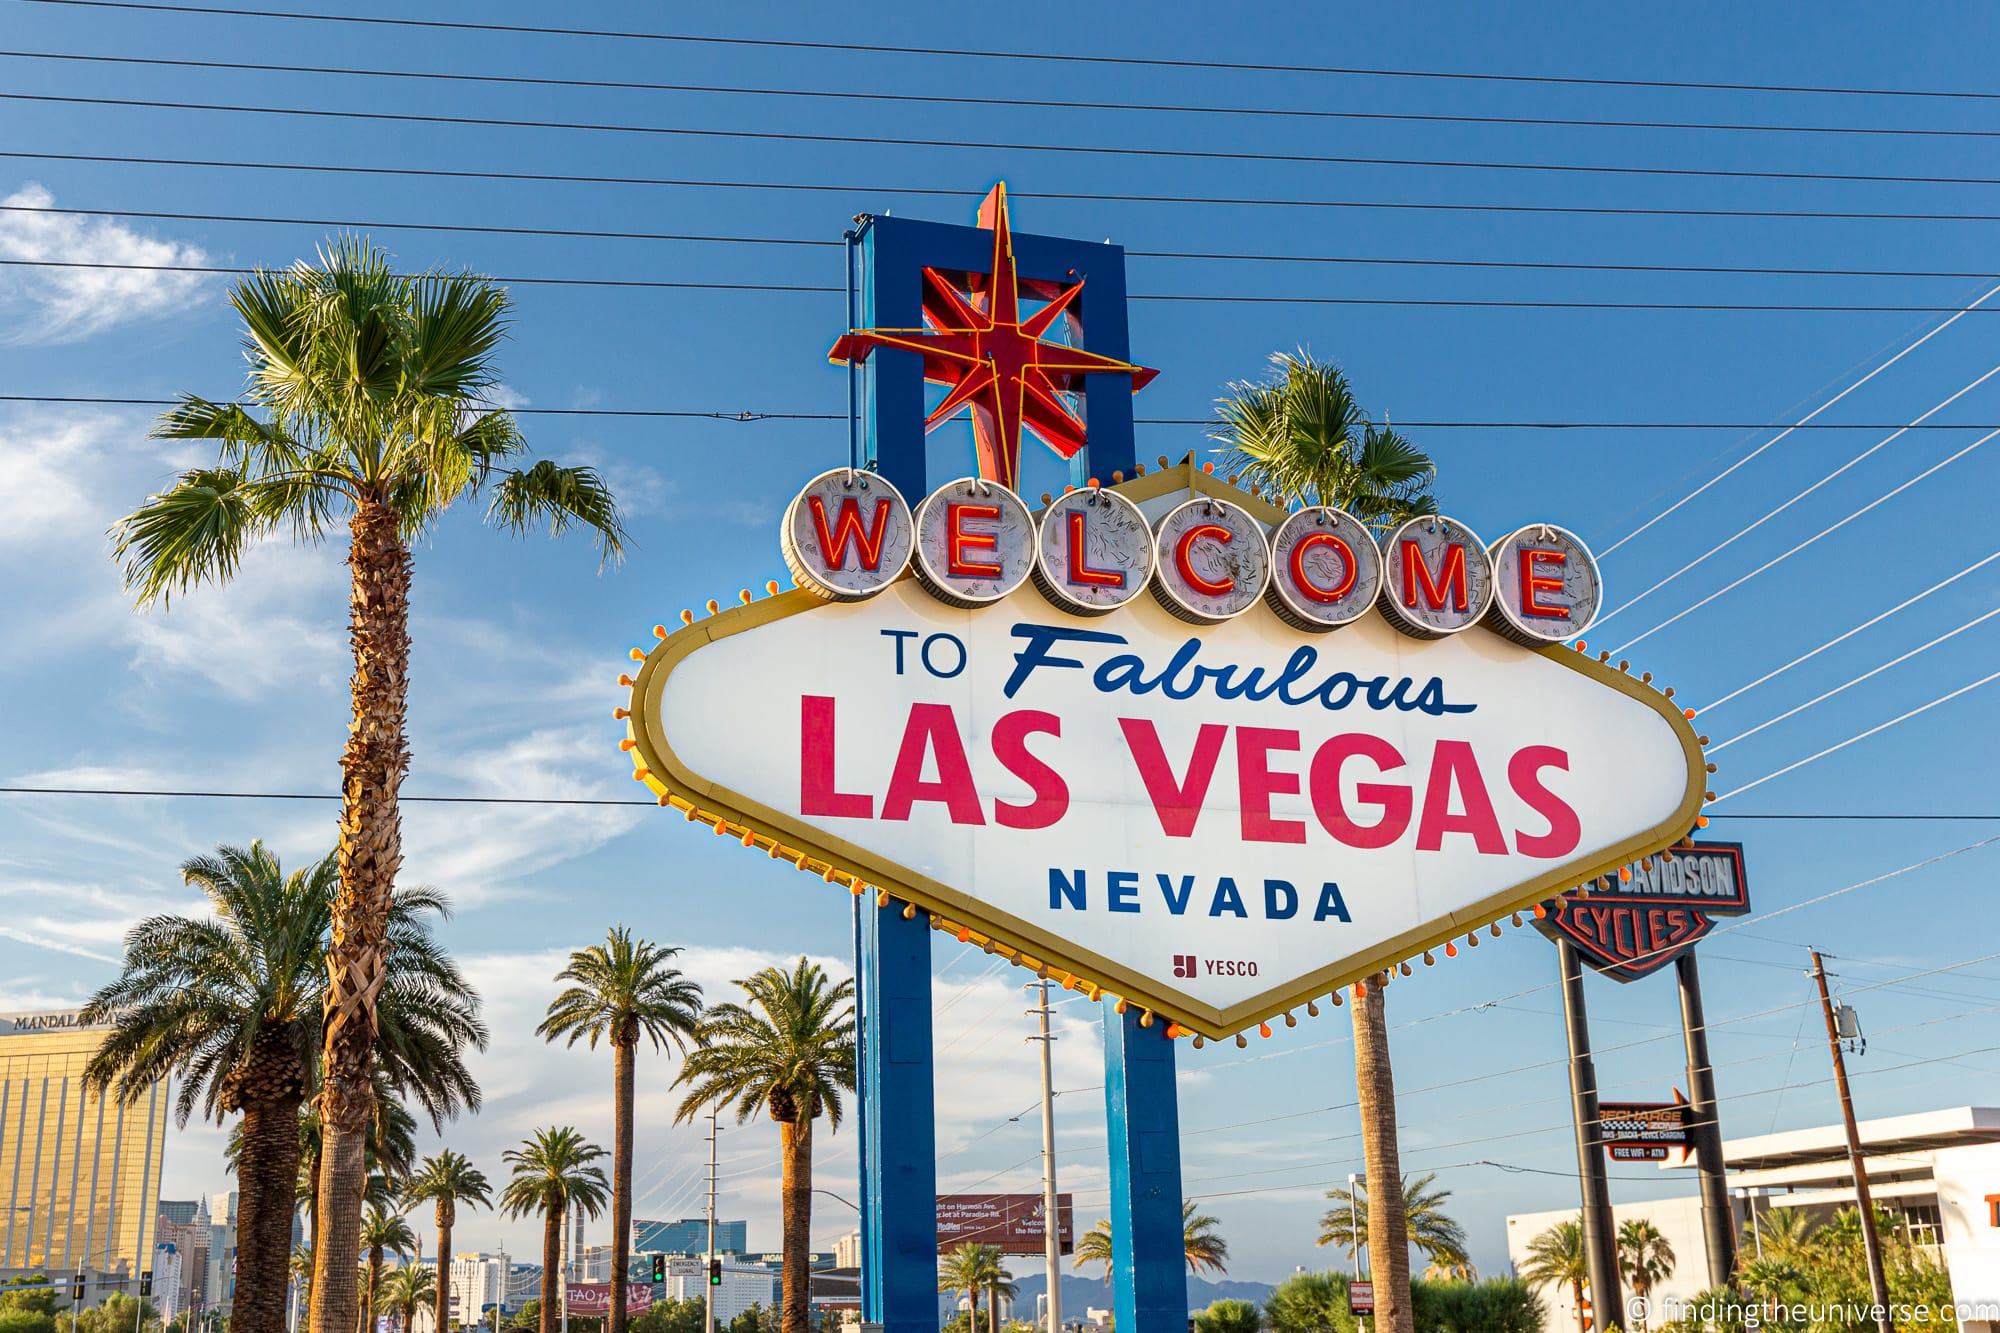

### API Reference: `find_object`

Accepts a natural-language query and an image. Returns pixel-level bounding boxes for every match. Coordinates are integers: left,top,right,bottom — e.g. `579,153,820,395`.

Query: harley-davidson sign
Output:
1535,842,1750,981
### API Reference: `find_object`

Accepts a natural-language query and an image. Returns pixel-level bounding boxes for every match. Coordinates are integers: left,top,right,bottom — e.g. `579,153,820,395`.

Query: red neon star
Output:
829,182,1158,493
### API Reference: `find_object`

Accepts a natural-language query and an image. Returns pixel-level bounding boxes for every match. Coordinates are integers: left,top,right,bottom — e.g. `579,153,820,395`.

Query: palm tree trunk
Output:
1571,1279,1585,1333
612,1033,635,1333
313,498,412,1333
365,1246,383,1333
985,1282,997,1333
434,1204,455,1333
236,1089,307,1333
539,1209,562,1333
777,1117,813,1333
1353,975,1413,1333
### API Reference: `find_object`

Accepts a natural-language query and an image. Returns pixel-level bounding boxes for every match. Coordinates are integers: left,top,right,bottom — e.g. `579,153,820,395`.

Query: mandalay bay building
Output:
0,1012,165,1291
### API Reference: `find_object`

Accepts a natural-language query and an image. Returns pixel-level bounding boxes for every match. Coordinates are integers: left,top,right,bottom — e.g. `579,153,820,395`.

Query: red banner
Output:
936,1195,1073,1255
563,1284,655,1315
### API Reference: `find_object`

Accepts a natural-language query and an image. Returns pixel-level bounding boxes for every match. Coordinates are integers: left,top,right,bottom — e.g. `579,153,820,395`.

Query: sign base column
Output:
1103,1005,1187,1333
860,902,937,1333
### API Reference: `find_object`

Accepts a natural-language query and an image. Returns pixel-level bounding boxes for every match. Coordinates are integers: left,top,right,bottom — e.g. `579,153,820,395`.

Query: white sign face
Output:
635,576,1702,1036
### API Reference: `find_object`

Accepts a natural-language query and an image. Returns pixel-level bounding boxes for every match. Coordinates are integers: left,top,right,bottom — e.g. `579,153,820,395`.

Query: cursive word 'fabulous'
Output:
1002,623,1476,716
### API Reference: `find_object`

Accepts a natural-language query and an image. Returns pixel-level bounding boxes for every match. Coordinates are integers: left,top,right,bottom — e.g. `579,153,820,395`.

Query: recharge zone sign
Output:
621,460,1707,1041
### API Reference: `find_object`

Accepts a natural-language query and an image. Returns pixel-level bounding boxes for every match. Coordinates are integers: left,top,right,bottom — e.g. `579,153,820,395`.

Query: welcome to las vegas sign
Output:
620,461,1709,1042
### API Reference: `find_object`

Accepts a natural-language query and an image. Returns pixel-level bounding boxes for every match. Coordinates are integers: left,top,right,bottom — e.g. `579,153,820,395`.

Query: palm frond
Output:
486,460,629,566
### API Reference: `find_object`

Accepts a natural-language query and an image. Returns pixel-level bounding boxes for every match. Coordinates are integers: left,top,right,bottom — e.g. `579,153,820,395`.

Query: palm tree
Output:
537,929,703,1333
359,1208,416,1333
403,1151,493,1333
501,1128,609,1333
1742,1205,1817,1263
1616,1219,1675,1332
1211,350,1436,1333
938,1244,1011,1333
1070,1204,1227,1279
377,1265,435,1333
1520,1219,1588,1333
672,959,855,1333
112,237,626,1333
1316,1174,1468,1271
80,842,483,1333
1182,1202,1228,1276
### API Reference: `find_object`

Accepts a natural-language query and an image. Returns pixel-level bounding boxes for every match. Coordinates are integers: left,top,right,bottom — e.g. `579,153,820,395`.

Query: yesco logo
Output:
1170,954,1259,978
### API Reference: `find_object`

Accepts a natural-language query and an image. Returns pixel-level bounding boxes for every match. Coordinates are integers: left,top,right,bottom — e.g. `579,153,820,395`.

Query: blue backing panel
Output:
1103,1004,1188,1333
856,209,1138,499
859,903,937,1333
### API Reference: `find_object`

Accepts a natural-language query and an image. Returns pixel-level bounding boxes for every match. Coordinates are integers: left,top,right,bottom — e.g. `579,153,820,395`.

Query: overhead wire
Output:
9,48,2000,141
1710,607,2000,753
1697,550,2000,713
25,149,2000,225
23,89,2000,189
20,0,2000,103
1596,284,2000,557
1610,427,2000,652
1716,672,2000,801
1595,360,2000,624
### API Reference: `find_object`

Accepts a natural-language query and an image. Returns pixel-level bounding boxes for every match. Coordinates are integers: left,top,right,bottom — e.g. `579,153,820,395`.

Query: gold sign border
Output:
624,465,1710,1040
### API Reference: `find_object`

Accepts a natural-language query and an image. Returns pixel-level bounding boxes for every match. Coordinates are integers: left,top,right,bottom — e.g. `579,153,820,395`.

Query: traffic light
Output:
707,1259,721,1287
140,1272,153,1298
650,1256,665,1283
70,1273,85,1302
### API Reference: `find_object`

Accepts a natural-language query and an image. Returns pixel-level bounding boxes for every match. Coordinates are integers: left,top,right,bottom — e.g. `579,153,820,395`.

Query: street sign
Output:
936,1194,1075,1255
665,1258,705,1278
1348,1282,1374,1316
1600,1091,1693,1161
1536,842,1750,981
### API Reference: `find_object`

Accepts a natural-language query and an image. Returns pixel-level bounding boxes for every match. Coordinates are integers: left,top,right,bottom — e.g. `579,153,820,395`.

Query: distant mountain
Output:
996,1272,1277,1318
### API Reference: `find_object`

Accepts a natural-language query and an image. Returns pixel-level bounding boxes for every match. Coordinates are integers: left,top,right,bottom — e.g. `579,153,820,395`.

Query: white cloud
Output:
0,183,213,343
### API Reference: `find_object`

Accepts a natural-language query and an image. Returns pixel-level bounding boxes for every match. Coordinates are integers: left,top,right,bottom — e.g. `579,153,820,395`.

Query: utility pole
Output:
1027,981,1061,1333
1347,1173,1365,1333
705,1110,719,1333
1810,951,1890,1333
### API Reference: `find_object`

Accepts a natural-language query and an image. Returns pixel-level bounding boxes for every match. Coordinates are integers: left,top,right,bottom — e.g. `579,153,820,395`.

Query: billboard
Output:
1600,1093,1692,1161
936,1194,1074,1255
564,1284,656,1315
1536,842,1750,980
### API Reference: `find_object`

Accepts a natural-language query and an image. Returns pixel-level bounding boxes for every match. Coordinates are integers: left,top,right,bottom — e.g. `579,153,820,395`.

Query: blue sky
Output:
4,0,2000,1284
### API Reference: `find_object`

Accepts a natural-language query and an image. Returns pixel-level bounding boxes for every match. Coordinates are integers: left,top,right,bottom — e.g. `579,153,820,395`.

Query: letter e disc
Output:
781,468,914,601
1031,487,1154,616
1150,496,1271,624
1486,522,1602,645
911,477,1037,608
1266,506,1381,632
1377,514,1494,639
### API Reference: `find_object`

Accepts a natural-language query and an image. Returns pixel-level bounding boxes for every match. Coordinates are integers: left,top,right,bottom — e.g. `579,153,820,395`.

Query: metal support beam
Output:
1103,1005,1186,1333
1676,952,1738,1288
859,903,937,1333
1559,942,1621,1332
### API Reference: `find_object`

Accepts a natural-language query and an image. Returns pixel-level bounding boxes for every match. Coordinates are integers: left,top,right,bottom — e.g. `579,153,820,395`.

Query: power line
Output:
1710,606,2000,753
1597,359,2000,623
18,219,2000,283
1597,283,2000,558
1716,672,2000,801
1697,550,2000,714
10,48,2000,142
23,148,2000,225
19,0,2000,103
24,89,2000,190
15,395,2000,429
1610,426,2000,652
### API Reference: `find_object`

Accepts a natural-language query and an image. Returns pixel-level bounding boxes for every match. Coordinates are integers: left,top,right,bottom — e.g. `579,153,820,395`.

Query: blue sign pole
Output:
859,902,937,1333
1103,1005,1188,1333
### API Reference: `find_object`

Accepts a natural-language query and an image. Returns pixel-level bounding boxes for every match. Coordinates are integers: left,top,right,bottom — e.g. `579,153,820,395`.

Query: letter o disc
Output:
781,468,913,601
911,477,1037,608
1031,487,1154,616
1266,507,1381,632
1377,514,1494,639
1486,523,1603,645
1150,496,1271,624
